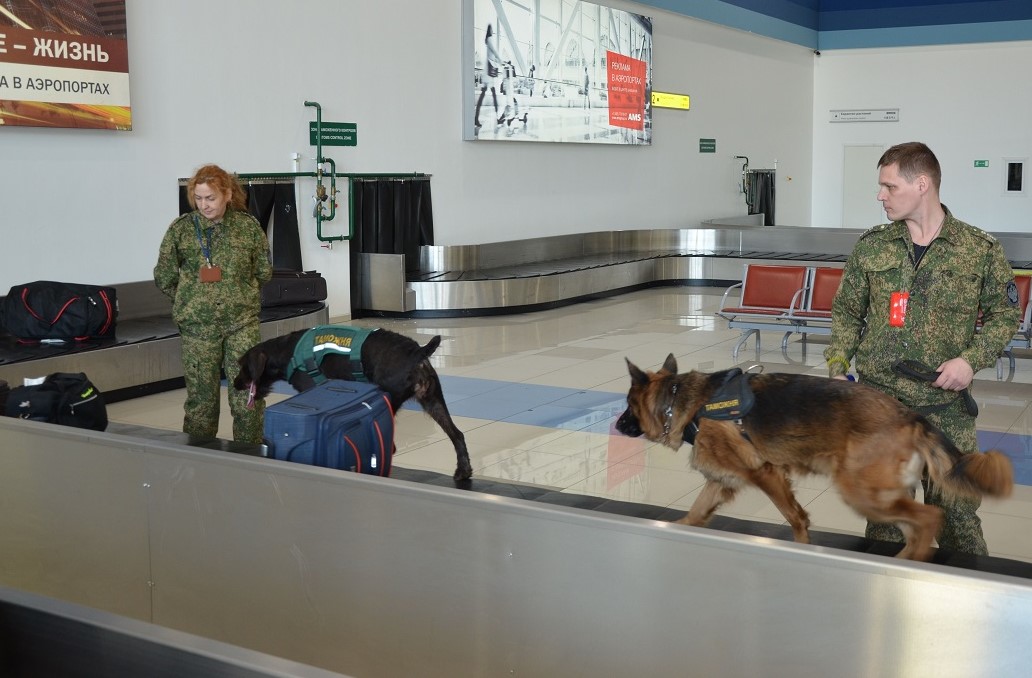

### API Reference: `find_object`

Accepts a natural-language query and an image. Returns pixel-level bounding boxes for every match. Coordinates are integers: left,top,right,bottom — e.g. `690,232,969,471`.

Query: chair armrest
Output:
788,285,808,314
719,281,743,311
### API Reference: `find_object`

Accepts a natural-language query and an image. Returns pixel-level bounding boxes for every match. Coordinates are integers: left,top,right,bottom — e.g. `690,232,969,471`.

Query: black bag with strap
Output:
4,372,108,431
1,281,117,342
260,269,327,308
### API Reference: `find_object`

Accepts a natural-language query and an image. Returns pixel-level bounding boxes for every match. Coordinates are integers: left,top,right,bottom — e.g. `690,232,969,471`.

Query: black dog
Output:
234,326,473,481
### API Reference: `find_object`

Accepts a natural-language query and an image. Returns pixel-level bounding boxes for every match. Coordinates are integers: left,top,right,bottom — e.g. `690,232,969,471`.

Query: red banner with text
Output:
606,50,646,131
0,0,130,130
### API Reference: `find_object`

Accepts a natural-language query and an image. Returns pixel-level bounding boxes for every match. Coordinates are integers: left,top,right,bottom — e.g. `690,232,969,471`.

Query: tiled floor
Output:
106,287,1032,564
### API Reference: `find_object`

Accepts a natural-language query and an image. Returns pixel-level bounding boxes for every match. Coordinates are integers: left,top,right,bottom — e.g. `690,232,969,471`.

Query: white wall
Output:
0,0,815,317
812,41,1032,232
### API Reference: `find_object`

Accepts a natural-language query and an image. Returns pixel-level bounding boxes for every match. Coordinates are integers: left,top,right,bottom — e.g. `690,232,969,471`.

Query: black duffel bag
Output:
1,281,117,342
261,269,327,308
3,372,108,431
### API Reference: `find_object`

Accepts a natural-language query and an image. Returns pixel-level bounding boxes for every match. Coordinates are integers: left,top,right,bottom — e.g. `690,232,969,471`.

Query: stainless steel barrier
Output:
386,225,1032,315
0,585,350,677
2,416,1031,677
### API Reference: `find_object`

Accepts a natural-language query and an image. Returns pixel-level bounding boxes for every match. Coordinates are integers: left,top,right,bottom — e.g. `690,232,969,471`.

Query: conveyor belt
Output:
387,466,1032,579
369,225,1032,317
103,420,1032,580
0,302,328,402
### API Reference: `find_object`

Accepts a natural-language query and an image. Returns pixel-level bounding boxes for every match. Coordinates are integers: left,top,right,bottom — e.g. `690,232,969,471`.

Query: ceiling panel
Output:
638,0,1032,48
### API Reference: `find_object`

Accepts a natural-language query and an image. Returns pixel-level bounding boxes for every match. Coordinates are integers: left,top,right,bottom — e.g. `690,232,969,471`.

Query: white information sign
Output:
829,108,899,123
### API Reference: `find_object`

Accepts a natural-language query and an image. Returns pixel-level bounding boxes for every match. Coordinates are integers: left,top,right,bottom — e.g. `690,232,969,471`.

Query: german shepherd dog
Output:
615,354,1013,561
234,327,473,482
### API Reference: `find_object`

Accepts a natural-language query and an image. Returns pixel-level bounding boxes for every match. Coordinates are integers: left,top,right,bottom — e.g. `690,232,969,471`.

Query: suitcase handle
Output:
280,385,361,412
281,384,360,411
283,402,320,412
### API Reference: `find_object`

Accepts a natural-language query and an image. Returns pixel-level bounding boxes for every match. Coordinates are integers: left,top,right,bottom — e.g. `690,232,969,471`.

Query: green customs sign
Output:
310,121,357,147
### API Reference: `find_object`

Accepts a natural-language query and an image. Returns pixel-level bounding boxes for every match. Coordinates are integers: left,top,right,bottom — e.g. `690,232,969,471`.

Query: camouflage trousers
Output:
180,323,264,444
865,396,987,555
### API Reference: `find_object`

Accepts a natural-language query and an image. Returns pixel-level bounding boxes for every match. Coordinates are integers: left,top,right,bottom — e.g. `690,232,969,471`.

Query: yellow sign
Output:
651,91,690,110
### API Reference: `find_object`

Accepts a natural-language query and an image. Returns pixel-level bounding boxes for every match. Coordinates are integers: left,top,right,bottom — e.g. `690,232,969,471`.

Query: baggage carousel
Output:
7,223,1032,397
0,280,328,402
357,222,1032,317
4,413,1032,676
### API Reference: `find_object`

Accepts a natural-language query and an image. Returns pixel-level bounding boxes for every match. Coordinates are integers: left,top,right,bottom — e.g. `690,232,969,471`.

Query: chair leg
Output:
781,331,792,357
996,351,1016,381
732,330,756,362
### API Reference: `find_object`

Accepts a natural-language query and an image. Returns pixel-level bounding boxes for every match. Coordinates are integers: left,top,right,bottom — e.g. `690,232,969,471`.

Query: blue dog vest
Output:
287,325,376,384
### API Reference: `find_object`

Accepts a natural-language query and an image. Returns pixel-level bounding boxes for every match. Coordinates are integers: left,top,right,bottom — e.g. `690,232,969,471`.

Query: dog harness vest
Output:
682,368,756,445
287,326,377,384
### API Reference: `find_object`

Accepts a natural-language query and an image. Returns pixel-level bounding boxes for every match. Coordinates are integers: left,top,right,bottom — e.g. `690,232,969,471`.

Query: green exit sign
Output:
974,160,989,168
699,138,716,153
310,121,357,147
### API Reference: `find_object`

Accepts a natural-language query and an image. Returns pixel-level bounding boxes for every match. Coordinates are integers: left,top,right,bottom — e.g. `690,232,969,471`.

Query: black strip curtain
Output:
746,170,776,226
178,182,303,271
349,178,434,311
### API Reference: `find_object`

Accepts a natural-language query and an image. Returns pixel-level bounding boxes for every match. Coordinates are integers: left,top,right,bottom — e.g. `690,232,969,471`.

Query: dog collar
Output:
662,382,678,437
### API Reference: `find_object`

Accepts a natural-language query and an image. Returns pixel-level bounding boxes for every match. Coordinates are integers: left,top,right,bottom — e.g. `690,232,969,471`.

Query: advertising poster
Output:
0,0,130,130
464,0,652,145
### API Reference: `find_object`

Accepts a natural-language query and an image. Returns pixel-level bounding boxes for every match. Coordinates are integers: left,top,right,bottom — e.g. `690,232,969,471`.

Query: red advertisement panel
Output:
466,0,652,145
606,51,646,131
0,0,130,130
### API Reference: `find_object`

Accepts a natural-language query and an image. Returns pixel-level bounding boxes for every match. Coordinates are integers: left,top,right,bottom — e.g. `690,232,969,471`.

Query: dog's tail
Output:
913,415,1013,499
420,335,442,361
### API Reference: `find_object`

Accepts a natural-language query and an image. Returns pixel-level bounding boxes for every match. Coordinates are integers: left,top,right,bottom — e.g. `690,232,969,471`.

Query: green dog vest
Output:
287,325,376,384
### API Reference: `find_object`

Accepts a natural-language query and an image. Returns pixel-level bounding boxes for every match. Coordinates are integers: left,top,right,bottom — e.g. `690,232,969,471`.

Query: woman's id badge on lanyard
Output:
193,215,222,283
200,263,222,282
890,291,909,327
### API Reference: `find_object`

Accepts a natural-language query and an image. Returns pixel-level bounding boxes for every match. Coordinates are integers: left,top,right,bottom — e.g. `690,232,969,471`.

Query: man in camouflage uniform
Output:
825,142,1020,555
154,165,272,444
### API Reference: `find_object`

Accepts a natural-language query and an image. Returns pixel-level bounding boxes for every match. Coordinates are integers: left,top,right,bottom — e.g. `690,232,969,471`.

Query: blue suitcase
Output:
263,380,395,475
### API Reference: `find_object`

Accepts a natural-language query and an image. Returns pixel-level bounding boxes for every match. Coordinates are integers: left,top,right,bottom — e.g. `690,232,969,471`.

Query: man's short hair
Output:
878,142,941,191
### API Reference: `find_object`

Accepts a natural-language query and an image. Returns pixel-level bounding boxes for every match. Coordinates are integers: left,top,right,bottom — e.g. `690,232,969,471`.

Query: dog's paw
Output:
453,463,474,482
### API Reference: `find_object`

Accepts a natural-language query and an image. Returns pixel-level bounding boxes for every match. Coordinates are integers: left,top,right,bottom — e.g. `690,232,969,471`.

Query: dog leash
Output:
891,359,978,417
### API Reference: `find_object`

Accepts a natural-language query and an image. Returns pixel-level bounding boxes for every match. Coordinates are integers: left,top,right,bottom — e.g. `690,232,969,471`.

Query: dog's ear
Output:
252,350,268,379
625,358,649,386
662,353,678,374
238,349,267,381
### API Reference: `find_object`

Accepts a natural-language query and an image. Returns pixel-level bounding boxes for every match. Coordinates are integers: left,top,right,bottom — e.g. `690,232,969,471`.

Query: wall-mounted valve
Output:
314,182,328,217
305,100,343,242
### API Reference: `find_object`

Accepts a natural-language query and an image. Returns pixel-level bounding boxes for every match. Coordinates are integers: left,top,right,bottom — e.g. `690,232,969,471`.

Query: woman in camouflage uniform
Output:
826,142,1020,556
154,164,272,444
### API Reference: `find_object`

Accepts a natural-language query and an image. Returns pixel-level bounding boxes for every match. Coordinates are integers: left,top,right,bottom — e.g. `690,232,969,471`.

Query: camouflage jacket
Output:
825,207,1019,408
153,209,272,339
